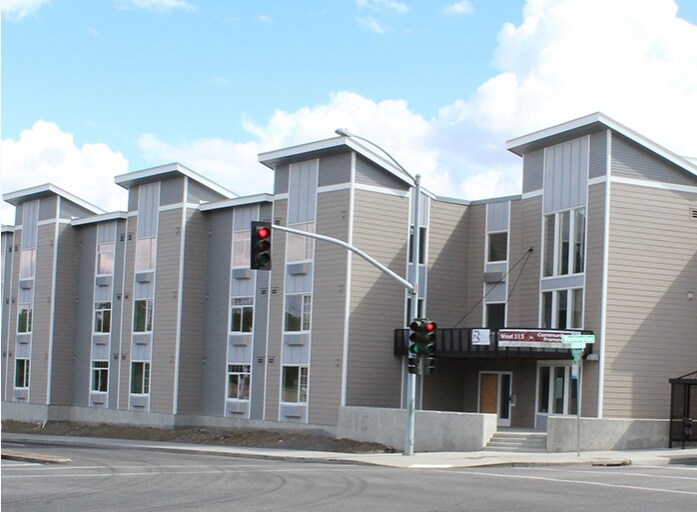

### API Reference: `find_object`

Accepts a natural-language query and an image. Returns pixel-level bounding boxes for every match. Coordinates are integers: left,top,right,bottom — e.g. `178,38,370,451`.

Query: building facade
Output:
2,113,696,430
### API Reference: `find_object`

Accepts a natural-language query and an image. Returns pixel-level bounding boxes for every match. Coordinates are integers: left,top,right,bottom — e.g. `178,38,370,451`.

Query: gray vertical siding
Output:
308,189,350,425
177,208,207,414
288,160,318,224
346,190,408,408
150,209,179,413
543,137,589,213
137,183,160,237
604,184,697,419
200,210,232,416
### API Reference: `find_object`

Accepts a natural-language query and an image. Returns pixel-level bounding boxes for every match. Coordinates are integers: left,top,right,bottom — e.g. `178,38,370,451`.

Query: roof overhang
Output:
506,112,697,178
200,193,274,212
71,211,128,227
114,162,237,199
258,136,414,187
2,183,105,214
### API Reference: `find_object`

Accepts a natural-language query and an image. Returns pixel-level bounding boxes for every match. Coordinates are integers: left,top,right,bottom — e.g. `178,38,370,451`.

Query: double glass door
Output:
536,364,578,429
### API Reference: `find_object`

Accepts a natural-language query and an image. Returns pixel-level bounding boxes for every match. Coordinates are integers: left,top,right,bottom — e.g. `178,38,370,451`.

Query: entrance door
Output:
535,364,579,429
479,372,513,427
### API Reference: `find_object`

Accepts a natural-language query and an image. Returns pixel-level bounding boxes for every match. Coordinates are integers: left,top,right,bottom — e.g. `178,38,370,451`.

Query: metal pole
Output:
404,174,421,456
576,363,581,457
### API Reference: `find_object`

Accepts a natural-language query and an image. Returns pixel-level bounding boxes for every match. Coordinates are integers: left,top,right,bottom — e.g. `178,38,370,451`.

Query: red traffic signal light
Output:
251,221,272,270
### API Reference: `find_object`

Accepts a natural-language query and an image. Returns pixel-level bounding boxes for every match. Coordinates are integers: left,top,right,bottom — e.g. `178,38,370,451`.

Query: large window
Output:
15,359,30,388
130,361,150,394
91,361,109,392
542,288,583,329
486,303,506,329
94,302,112,333
227,364,251,400
133,299,153,332
487,232,508,262
230,297,254,333
287,222,314,262
282,366,308,403
19,248,36,279
17,304,32,333
543,208,586,277
135,237,156,272
408,226,427,264
285,294,311,332
232,230,251,268
97,242,115,275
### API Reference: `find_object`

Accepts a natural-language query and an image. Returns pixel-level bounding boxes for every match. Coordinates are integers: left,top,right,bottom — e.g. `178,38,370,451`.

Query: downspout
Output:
597,129,612,418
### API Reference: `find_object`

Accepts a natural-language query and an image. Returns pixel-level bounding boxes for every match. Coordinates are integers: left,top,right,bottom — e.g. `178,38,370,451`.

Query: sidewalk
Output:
2,432,696,469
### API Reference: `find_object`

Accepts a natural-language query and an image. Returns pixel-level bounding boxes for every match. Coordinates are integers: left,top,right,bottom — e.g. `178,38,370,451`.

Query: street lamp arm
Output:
335,128,417,184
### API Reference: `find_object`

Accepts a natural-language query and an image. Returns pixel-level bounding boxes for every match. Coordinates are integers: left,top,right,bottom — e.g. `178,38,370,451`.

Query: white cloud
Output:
356,0,409,14
115,0,196,13
450,0,697,157
1,121,129,225
443,1,474,16
355,16,387,34
0,0,50,20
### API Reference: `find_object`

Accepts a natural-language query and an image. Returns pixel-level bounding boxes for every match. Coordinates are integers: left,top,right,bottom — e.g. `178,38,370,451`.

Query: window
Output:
17,304,32,333
486,303,506,329
230,297,254,333
282,366,308,403
487,232,508,262
15,359,30,388
94,302,112,333
285,294,311,332
97,242,115,275
91,361,109,392
133,299,153,332
227,364,251,400
135,237,156,272
19,248,36,279
287,222,314,262
232,230,251,267
130,361,150,394
543,208,586,277
408,225,427,264
542,288,583,329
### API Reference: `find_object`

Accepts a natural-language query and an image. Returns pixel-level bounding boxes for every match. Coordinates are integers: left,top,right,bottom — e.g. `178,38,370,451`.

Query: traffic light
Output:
251,221,272,270
409,318,437,356
407,357,418,375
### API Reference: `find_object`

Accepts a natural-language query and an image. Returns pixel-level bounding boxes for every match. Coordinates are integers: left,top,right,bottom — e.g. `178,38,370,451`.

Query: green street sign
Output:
561,334,595,345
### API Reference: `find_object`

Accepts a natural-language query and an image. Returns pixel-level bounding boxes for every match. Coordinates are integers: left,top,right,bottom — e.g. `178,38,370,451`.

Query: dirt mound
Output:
2,420,394,454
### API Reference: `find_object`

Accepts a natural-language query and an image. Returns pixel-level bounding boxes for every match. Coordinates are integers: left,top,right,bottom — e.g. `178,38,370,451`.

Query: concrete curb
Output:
2,449,71,464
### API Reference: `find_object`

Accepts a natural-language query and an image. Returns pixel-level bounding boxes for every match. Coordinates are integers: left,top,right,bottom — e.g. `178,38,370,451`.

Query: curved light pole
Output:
335,128,421,456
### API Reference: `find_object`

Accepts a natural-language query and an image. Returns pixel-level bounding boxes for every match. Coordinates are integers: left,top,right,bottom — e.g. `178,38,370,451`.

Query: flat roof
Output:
71,211,128,227
200,193,274,212
2,183,105,214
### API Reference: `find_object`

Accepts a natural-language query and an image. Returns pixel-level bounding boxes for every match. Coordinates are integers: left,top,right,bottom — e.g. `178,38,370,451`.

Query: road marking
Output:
450,469,697,496
534,467,697,481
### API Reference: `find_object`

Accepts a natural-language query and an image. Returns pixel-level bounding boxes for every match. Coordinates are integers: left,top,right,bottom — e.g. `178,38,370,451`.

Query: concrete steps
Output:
485,430,548,453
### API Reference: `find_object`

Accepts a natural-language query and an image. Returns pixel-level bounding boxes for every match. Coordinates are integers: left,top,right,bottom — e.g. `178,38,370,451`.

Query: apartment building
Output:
2,113,696,430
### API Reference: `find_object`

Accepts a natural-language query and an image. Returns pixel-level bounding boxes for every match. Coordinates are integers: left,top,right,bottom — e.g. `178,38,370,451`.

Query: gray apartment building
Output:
2,112,696,435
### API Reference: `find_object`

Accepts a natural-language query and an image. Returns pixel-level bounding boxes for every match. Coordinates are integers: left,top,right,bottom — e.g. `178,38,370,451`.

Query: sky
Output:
1,0,697,224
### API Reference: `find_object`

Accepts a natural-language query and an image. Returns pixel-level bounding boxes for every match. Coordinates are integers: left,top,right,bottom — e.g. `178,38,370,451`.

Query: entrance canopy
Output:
394,327,594,360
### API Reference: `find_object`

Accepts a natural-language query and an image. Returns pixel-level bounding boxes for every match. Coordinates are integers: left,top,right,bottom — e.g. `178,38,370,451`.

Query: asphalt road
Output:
2,442,697,512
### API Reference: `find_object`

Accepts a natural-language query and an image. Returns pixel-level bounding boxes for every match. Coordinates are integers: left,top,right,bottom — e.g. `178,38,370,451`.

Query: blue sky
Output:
2,0,697,223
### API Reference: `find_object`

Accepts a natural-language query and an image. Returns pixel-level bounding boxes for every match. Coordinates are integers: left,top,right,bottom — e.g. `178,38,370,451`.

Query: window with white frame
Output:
91,361,109,392
232,230,251,268
408,226,427,264
133,299,153,332
135,237,156,272
543,207,586,277
97,242,115,275
227,364,251,400
19,248,36,280
17,304,32,333
287,222,314,262
130,361,150,394
487,232,508,262
15,359,30,388
486,303,506,329
94,302,112,333
285,294,311,332
230,297,254,333
282,366,308,403
542,288,583,329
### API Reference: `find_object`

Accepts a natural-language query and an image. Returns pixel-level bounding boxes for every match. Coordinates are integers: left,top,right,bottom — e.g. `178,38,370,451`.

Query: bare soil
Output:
1,420,394,454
